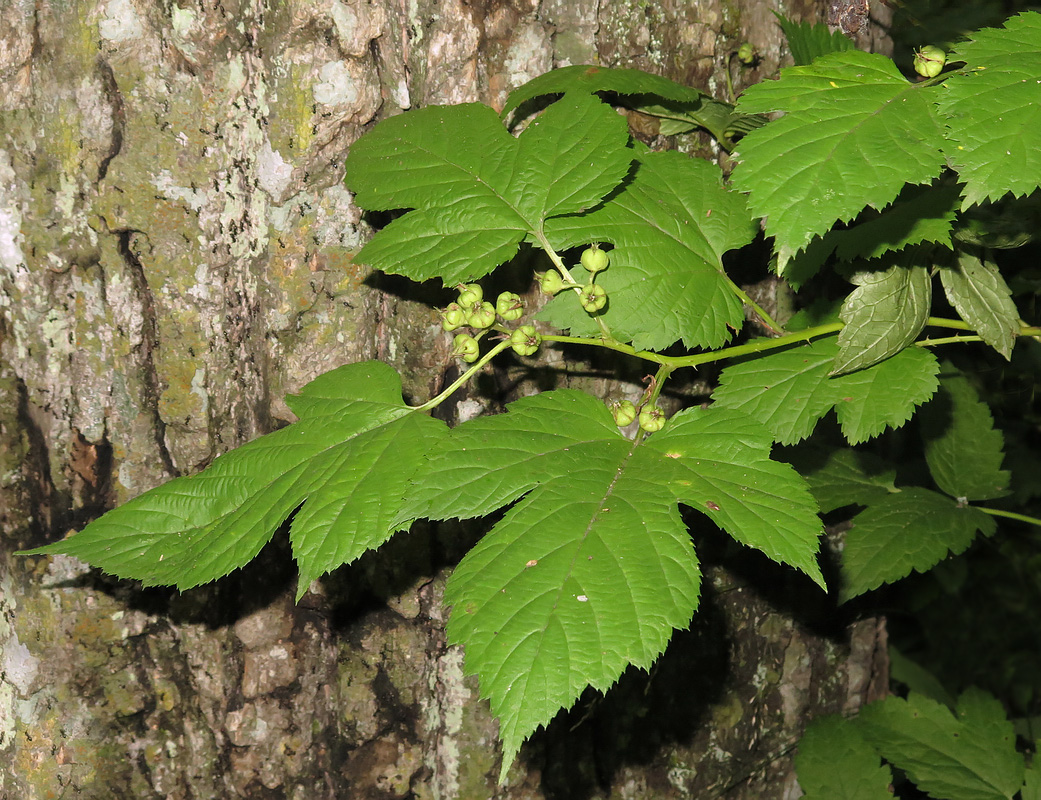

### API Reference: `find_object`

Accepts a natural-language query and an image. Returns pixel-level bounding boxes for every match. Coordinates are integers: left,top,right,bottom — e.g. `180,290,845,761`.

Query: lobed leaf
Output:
920,370,1010,501
732,50,947,269
404,391,823,779
22,362,448,598
345,93,633,284
841,487,995,599
857,690,1025,800
939,249,1019,360
714,338,939,445
938,11,1041,209
539,149,756,350
795,715,893,800
834,255,933,374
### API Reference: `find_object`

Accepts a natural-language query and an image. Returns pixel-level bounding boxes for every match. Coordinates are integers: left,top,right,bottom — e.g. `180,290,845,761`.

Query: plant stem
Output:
977,507,1041,528
533,230,614,340
724,277,784,334
412,339,513,412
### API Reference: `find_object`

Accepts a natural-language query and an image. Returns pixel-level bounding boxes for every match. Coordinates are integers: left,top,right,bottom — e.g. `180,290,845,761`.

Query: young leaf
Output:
403,391,823,779
732,50,946,268
857,690,1025,800
780,444,897,514
714,338,939,445
501,64,707,120
773,12,855,66
21,362,448,598
920,370,1010,501
539,149,756,350
833,256,933,374
938,11,1041,208
795,715,893,800
939,249,1019,359
345,92,632,284
841,487,995,599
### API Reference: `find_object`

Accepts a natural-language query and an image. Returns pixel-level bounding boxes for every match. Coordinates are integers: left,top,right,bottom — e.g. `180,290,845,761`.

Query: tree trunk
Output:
0,2,891,797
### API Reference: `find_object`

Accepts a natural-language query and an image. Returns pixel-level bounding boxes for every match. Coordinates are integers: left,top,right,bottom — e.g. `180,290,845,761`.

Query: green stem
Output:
412,340,513,412
533,230,614,341
916,334,985,348
977,507,1041,528
724,276,783,334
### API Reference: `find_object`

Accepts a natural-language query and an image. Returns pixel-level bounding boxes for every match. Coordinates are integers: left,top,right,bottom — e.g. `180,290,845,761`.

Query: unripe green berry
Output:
913,45,946,78
452,333,480,363
496,291,524,321
441,302,467,332
537,270,566,295
466,301,497,330
580,246,610,274
611,399,637,428
737,42,756,65
580,283,608,313
457,283,483,308
638,404,666,433
510,325,541,357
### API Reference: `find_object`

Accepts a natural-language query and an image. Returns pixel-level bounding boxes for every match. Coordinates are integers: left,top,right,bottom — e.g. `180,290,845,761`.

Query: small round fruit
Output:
611,399,637,427
456,283,483,308
537,270,566,295
913,45,946,78
441,303,467,332
580,284,608,313
737,42,756,65
639,405,666,433
496,291,524,321
510,325,541,357
452,333,480,363
580,246,610,274
466,301,497,330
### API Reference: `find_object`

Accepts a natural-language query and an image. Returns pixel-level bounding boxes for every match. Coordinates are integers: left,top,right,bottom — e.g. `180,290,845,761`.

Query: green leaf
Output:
939,249,1019,359
833,183,959,262
888,645,958,709
938,11,1041,208
405,391,823,779
714,338,939,445
501,64,707,120
841,487,995,599
773,12,855,66
539,149,756,350
780,444,897,514
345,92,633,284
732,50,947,268
22,362,448,598
1023,763,1041,800
834,256,933,374
795,715,893,800
857,690,1025,800
920,370,1010,501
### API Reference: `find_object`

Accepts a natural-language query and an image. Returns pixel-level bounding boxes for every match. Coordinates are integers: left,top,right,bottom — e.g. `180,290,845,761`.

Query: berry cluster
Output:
441,283,541,362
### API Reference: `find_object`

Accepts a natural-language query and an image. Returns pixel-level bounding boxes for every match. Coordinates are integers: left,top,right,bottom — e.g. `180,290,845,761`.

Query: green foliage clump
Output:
22,10,1041,786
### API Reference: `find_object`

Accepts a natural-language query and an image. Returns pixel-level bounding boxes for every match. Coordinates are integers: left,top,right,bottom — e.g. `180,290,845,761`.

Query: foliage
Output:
22,10,1041,786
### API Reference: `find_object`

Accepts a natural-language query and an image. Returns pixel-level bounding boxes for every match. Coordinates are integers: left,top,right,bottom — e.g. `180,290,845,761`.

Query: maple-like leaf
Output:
714,338,939,445
857,690,1025,800
402,390,823,780
345,91,633,284
22,362,447,599
539,148,757,350
795,715,893,800
732,50,947,269
939,11,1041,208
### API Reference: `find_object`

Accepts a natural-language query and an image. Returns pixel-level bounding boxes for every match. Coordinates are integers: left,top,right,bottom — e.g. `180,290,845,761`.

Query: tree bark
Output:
0,1,890,797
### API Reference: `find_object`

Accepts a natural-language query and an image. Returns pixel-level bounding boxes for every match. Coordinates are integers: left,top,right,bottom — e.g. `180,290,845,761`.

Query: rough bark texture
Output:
1,1,891,798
